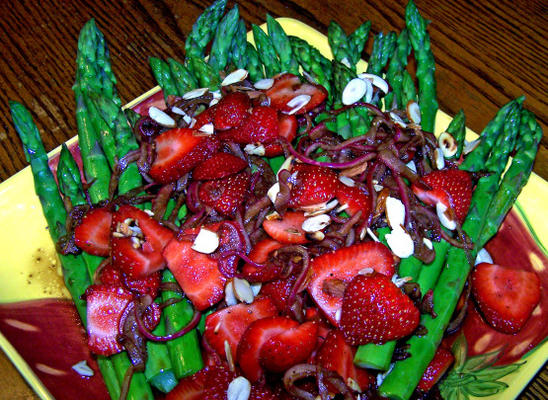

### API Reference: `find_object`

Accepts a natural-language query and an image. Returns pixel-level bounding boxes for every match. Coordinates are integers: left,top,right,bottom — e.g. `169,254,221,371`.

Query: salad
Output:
8,0,545,399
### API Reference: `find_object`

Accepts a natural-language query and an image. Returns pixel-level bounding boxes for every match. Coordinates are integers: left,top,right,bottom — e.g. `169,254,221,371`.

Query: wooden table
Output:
0,0,546,398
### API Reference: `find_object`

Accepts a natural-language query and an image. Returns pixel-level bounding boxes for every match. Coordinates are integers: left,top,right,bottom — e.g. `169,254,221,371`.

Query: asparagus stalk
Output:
168,58,198,96
348,21,372,65
244,42,265,82
252,24,282,78
384,29,411,110
266,14,300,75
185,0,228,59
83,93,118,169
327,21,354,71
208,5,240,72
444,109,466,160
150,57,179,98
188,56,221,90
365,31,397,77
229,19,249,70
401,69,417,105
405,0,437,132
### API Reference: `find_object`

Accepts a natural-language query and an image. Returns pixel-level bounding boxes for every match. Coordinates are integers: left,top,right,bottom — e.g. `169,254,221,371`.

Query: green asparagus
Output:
384,29,411,110
185,0,228,59
208,5,240,72
266,15,300,75
150,57,179,98
444,109,466,160
252,24,282,77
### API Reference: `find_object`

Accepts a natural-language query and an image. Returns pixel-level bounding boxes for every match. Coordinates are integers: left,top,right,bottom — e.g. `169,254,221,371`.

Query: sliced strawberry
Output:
336,185,371,220
307,242,396,325
165,367,208,400
98,263,161,298
163,239,226,311
194,106,215,130
74,207,112,256
263,113,298,157
340,273,420,345
149,128,220,183
237,316,299,382
111,236,165,278
249,384,280,400
198,172,250,215
213,91,250,130
261,276,296,311
412,169,472,223
219,106,279,145
288,164,339,208
260,321,318,373
262,211,309,244
265,73,328,114
203,363,236,400
85,284,133,356
417,346,455,392
471,263,541,334
204,296,278,360
316,330,374,393
241,238,285,282
193,152,248,180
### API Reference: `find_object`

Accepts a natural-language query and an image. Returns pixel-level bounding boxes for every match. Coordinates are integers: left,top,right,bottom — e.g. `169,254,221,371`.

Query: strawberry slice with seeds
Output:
262,211,309,244
237,316,299,382
198,172,250,216
260,276,297,312
193,152,248,180
265,73,328,114
149,128,220,184
219,106,279,145
99,263,161,298
111,236,165,279
471,263,541,334
213,91,250,130
74,207,113,257
163,239,226,311
307,242,396,326
288,164,339,208
85,284,133,356
412,169,472,223
204,296,278,360
241,238,285,282
336,185,371,220
417,346,455,392
316,330,374,393
165,367,208,400
340,273,420,345
263,113,298,157
194,106,215,130
259,321,318,373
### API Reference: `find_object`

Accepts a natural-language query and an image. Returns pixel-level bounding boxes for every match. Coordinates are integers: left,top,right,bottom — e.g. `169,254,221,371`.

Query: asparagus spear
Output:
229,19,249,70
252,24,282,78
168,58,199,96
185,0,227,59
244,42,265,82
83,92,118,169
327,21,354,70
406,0,437,132
348,21,372,65
188,56,221,90
401,69,417,105
266,14,300,75
444,109,466,160
379,101,524,400
384,29,411,110
365,31,397,77
150,57,179,98
208,5,240,72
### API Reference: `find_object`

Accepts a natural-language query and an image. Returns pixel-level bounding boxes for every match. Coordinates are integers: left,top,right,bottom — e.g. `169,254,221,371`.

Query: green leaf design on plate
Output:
440,334,525,399
515,202,548,256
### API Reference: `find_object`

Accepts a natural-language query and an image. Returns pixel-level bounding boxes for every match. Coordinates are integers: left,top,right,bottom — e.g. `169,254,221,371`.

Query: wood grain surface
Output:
0,0,546,399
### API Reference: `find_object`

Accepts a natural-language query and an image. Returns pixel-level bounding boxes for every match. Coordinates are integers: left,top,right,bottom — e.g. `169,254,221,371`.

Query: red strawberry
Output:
203,363,236,400
241,238,285,282
263,113,298,157
194,106,215,130
260,321,318,373
288,164,339,208
85,284,133,356
307,242,396,325
417,346,455,392
111,236,165,278
340,273,420,345
237,316,299,382
98,264,161,298
213,91,250,130
149,128,220,183
204,297,278,360
74,207,113,256
163,239,226,310
471,263,541,334
262,211,309,244
165,367,208,400
412,169,472,223
261,276,297,311
265,73,328,114
219,106,279,144
198,172,250,215
316,330,374,393
336,184,371,220
193,152,248,180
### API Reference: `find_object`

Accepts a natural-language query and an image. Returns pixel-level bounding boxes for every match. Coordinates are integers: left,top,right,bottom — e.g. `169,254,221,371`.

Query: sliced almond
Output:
308,231,325,241
254,78,274,90
335,308,342,323
385,196,406,230
336,203,349,213
436,202,456,230
172,106,194,125
347,377,362,393
302,214,331,233
406,101,421,124
144,209,155,217
233,277,254,304
392,274,412,288
225,340,235,372
148,106,176,127
225,280,238,306
342,78,367,105
209,98,220,107
475,248,493,265
198,122,215,135
265,210,281,221
406,160,417,173
286,94,311,115
244,143,265,156
358,73,389,94
373,183,384,192
434,148,445,170
366,227,380,242
250,282,262,296
222,69,249,86
182,87,208,100
463,138,480,155
341,57,352,69
385,226,414,258
358,267,374,275
191,228,220,254
267,182,281,204
438,131,458,158
303,199,339,217
423,237,433,250
390,111,408,128
227,376,251,400
277,156,294,177
211,90,222,99
72,360,94,377
338,175,356,187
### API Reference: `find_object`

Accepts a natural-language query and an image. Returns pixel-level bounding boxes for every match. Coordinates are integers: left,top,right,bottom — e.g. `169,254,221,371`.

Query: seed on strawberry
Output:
193,152,248,180
198,172,251,216
288,164,339,208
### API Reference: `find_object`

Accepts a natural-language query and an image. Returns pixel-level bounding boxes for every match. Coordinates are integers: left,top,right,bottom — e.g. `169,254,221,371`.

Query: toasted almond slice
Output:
227,376,251,400
336,203,349,213
309,231,325,241
406,101,421,124
286,94,311,115
250,282,262,296
390,111,408,128
303,199,339,217
265,210,281,221
211,90,222,99
209,98,220,107
233,277,254,304
182,87,209,100
341,57,352,69
335,308,342,323
434,148,445,170
244,143,265,156
385,196,406,230
338,175,356,187
72,360,94,377
148,106,176,127
475,248,493,265
463,138,480,155
385,226,414,258
366,227,380,242
267,183,281,204
302,214,331,233
392,274,412,288
254,78,274,90
222,69,249,86
436,202,456,231
347,377,362,393
198,122,215,135
225,340,236,372
342,78,367,105
191,228,220,253
438,131,458,158
358,73,389,94
423,237,433,250
225,280,238,306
